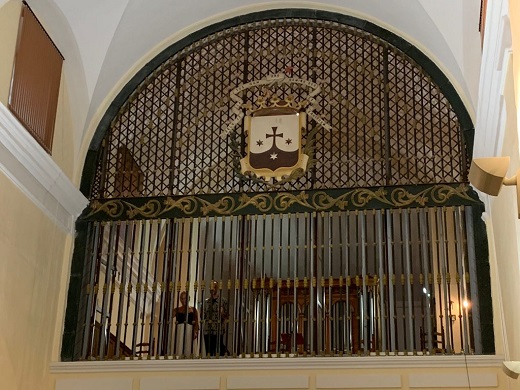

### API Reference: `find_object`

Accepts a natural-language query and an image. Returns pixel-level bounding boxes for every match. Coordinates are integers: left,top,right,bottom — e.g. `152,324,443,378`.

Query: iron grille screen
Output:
65,13,492,362
79,207,477,359
90,18,466,199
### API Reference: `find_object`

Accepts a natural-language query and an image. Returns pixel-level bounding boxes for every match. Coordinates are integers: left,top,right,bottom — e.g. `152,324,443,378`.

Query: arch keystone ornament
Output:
224,72,331,182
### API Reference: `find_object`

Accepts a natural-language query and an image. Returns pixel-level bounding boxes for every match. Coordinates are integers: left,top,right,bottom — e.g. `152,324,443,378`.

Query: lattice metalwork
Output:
90,18,467,204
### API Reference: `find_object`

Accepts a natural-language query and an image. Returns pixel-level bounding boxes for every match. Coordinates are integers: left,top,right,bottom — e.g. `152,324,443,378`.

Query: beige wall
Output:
52,75,76,180
0,172,69,389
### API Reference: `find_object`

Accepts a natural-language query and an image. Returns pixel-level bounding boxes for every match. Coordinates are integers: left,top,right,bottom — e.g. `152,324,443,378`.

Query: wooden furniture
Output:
252,276,377,354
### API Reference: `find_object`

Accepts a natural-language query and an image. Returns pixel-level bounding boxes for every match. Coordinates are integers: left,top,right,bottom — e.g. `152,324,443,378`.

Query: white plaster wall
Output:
419,0,482,113
51,358,508,390
488,54,520,363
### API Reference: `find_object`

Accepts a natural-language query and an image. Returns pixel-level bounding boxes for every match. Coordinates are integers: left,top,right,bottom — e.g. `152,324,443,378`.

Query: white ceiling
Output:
13,0,482,181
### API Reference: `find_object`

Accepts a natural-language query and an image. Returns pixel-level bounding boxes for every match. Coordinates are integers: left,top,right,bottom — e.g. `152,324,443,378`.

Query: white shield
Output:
241,113,308,180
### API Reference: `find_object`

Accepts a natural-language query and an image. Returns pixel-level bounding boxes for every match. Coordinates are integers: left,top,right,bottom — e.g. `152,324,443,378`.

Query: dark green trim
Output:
80,8,475,198
471,203,495,354
81,183,478,222
61,219,90,361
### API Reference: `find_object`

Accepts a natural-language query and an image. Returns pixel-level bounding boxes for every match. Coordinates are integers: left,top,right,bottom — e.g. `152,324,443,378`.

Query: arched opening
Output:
62,10,493,361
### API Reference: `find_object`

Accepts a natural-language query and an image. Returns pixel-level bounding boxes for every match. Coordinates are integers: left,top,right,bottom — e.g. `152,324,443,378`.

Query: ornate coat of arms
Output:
241,108,308,181
222,72,331,184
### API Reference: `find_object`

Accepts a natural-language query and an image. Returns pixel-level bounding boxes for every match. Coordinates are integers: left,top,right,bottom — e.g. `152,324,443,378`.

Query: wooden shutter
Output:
8,3,64,153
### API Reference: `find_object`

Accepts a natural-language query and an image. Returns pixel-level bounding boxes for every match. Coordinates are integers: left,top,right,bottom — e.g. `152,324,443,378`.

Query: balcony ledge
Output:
50,354,504,373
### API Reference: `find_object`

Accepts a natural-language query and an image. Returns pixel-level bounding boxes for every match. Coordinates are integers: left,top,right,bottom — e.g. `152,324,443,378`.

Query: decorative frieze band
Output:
83,183,478,221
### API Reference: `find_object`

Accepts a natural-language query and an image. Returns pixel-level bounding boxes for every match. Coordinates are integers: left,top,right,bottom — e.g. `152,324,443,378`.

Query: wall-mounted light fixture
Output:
469,156,520,218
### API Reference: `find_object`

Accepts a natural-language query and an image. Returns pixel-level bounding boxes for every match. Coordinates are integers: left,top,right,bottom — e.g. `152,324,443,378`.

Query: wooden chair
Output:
420,326,445,353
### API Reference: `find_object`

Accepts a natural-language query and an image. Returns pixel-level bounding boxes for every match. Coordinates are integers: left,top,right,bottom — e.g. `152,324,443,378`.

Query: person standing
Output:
203,281,229,356
171,291,199,356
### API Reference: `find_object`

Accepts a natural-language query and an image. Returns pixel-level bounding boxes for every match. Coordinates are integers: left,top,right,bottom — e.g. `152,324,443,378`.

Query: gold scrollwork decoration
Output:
275,191,313,211
429,184,475,204
161,197,199,215
389,184,474,207
235,193,273,213
199,196,236,215
86,199,126,219
125,199,162,219
350,188,393,208
312,188,392,210
85,184,476,221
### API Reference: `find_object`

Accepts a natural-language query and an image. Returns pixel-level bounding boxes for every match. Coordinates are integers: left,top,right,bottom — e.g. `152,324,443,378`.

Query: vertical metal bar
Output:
172,218,183,357
268,214,275,354
123,222,137,354
285,213,293,355
218,216,227,356
249,216,257,355
225,216,235,356
293,214,299,354
139,220,154,356
360,211,368,354
398,211,407,353
454,207,468,354
403,209,415,353
342,211,350,354
147,219,162,358
444,209,456,352
275,214,283,354
309,212,315,355
168,219,182,356
99,222,117,358
115,222,130,358
81,222,98,358
386,210,396,352
209,214,218,330
183,218,195,358
162,219,174,355
376,210,387,353
436,208,452,353
246,215,256,356
106,222,122,358
370,210,378,354
465,206,481,353
199,217,211,356
156,219,170,356
231,215,240,356
419,208,433,353
259,214,267,354
196,217,208,356
316,212,322,354
327,211,333,355
132,221,148,357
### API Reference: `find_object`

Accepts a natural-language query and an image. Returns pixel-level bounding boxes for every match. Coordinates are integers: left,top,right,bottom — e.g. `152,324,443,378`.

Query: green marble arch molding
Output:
81,183,479,222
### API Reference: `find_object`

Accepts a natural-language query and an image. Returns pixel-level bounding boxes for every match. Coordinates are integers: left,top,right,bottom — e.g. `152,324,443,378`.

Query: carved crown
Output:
244,92,309,115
